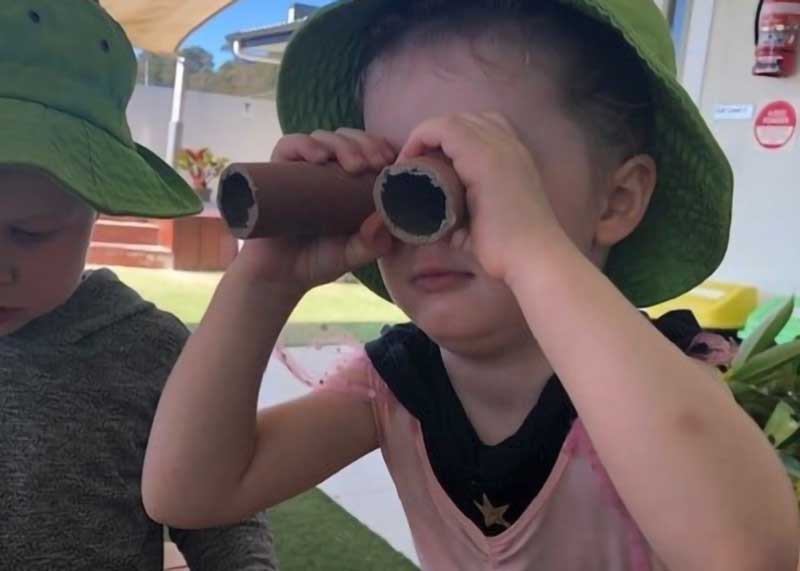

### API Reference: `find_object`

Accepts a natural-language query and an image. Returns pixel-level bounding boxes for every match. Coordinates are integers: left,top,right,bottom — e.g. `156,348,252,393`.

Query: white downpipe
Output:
681,0,716,104
165,56,187,166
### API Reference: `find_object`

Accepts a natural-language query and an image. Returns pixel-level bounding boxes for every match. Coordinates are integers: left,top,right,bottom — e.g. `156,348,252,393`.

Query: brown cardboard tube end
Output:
377,170,446,241
375,157,464,244
218,167,257,239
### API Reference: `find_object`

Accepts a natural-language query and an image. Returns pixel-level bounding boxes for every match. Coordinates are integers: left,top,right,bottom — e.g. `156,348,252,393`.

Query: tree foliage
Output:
136,46,278,99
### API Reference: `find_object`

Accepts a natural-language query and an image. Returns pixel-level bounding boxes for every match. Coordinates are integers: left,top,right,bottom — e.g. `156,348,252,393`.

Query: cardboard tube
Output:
217,157,465,243
217,162,375,239
374,155,465,245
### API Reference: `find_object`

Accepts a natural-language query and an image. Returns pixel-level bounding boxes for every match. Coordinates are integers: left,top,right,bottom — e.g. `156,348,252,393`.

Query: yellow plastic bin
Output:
643,281,759,335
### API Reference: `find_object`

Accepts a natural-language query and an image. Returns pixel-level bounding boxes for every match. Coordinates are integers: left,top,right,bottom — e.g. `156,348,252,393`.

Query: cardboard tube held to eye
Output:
374,155,465,245
217,156,465,242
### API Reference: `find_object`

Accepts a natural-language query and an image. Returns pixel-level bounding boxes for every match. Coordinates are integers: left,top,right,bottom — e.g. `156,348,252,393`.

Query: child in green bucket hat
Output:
0,1,277,569
144,1,799,568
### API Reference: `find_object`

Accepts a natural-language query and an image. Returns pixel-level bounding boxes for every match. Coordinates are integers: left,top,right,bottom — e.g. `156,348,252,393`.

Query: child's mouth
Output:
411,271,474,293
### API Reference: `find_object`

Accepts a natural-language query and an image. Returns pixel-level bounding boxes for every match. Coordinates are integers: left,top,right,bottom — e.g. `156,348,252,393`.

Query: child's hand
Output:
235,130,396,292
397,112,568,284
272,129,396,172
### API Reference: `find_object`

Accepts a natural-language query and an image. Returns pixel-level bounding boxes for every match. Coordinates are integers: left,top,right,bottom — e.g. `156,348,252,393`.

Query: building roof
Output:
225,3,316,62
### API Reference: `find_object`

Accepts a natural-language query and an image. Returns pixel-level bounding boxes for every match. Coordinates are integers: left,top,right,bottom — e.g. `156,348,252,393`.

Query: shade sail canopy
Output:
102,0,238,53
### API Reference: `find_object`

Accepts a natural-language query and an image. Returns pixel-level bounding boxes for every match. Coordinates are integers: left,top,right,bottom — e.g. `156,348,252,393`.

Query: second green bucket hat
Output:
0,0,201,218
277,0,734,308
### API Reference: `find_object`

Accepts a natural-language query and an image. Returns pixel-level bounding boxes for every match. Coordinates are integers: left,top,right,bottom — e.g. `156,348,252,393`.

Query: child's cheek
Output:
32,236,88,302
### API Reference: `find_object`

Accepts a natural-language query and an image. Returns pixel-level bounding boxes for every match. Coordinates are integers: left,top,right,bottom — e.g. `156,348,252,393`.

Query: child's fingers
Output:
345,213,392,269
466,111,516,134
396,114,480,164
271,134,332,164
397,112,519,164
359,211,389,245
335,128,397,168
273,129,398,174
310,130,369,173
333,128,386,171
449,227,473,253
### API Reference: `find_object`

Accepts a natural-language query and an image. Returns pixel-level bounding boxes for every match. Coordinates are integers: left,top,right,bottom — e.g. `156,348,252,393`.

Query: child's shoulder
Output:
2,269,189,395
364,323,442,417
71,268,189,354
366,322,430,357
103,268,185,325
70,270,189,392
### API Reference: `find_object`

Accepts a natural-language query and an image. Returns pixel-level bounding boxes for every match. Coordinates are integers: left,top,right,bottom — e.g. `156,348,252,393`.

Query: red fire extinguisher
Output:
754,0,800,77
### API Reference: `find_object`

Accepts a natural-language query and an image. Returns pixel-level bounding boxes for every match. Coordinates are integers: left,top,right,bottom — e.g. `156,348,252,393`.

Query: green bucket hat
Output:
276,0,734,308
0,0,201,218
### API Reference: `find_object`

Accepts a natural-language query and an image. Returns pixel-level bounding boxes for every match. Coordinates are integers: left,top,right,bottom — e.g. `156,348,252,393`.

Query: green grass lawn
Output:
106,266,406,344
269,489,417,571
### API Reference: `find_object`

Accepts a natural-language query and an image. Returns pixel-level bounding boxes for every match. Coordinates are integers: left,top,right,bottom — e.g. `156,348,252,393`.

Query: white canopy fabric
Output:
102,0,238,54
101,0,241,166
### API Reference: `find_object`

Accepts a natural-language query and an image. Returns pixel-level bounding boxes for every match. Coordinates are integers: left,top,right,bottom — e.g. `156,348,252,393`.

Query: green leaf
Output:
729,380,768,398
765,401,800,447
727,339,800,385
781,452,800,479
728,383,779,426
779,430,800,454
733,296,795,367
759,361,800,398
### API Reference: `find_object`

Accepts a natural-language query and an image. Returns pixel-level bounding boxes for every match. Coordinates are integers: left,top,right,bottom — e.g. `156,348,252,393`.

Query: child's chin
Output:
0,320,28,336
0,309,35,336
417,311,494,343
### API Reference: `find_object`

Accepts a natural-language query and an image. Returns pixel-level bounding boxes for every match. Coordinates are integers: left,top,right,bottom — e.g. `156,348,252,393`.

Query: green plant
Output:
724,297,800,503
175,148,229,201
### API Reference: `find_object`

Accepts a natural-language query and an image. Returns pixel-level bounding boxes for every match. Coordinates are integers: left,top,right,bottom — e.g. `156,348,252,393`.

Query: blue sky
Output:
182,0,330,67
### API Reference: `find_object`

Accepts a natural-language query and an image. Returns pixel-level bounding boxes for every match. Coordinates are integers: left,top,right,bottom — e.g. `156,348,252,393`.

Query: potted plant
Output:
175,148,229,203
724,297,800,505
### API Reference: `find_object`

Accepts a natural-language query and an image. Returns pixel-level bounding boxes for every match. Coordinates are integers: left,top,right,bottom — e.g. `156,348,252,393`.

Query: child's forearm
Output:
509,242,799,571
143,260,302,526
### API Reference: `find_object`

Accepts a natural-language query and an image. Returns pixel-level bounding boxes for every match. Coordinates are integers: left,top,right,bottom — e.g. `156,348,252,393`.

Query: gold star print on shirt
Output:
474,493,511,530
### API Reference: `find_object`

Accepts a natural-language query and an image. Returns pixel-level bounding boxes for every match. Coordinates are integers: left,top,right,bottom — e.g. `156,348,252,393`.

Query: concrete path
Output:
257,347,418,566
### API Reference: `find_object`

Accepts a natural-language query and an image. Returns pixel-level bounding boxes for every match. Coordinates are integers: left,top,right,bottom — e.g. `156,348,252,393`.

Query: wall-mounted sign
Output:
714,104,754,121
754,100,797,149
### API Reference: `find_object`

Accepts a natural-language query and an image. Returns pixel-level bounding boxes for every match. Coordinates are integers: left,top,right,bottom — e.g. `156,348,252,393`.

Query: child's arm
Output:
400,112,799,571
143,131,395,529
143,244,381,529
511,245,798,571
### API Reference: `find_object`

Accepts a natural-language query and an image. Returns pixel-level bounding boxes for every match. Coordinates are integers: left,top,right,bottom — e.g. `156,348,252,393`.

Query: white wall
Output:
128,86,283,165
692,1,800,295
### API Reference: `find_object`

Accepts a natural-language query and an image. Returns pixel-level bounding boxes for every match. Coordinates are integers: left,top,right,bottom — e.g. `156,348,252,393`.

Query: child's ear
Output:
594,154,657,248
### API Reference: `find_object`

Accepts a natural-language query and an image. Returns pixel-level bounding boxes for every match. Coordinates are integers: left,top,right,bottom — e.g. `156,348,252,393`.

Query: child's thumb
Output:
346,213,392,268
